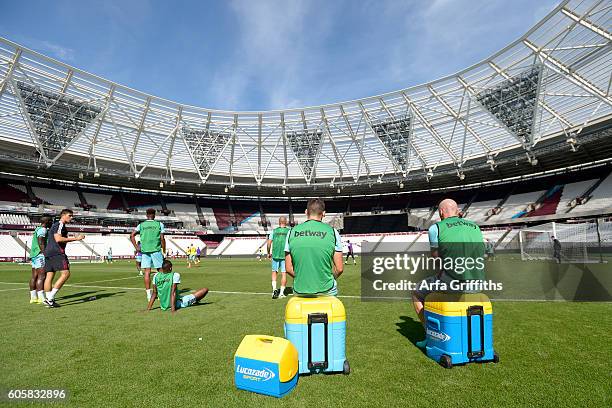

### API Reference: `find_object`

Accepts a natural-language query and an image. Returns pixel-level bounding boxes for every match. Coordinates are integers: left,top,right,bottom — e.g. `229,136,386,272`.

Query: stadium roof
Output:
0,0,610,197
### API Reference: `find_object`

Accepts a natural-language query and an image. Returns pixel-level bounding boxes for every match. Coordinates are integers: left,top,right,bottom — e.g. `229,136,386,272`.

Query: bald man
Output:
412,198,485,348
267,216,290,299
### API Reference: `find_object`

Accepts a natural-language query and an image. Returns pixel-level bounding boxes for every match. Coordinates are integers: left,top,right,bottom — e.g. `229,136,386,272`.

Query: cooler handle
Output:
466,305,485,359
426,316,441,331
307,312,329,370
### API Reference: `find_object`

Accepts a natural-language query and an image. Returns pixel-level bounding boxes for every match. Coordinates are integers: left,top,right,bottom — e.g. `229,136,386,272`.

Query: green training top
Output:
136,220,163,253
436,216,485,281
269,226,289,261
153,271,180,311
30,226,47,258
285,220,342,294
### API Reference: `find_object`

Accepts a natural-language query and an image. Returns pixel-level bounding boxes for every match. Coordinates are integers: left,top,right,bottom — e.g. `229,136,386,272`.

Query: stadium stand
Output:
82,191,113,210
488,190,546,222
219,237,266,256
0,182,32,205
167,236,205,253
526,186,563,217
572,173,612,214
31,187,80,208
0,213,31,225
83,235,135,258
555,180,597,214
464,200,502,222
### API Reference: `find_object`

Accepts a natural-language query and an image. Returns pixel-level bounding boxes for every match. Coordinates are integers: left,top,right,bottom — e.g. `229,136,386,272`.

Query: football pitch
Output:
0,258,609,407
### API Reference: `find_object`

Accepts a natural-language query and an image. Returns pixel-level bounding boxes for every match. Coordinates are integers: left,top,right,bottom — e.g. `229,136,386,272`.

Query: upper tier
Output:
0,0,610,195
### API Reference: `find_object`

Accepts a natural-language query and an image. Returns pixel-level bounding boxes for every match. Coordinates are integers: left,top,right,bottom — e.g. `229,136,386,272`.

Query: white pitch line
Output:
0,282,606,302
76,276,141,284
0,287,29,292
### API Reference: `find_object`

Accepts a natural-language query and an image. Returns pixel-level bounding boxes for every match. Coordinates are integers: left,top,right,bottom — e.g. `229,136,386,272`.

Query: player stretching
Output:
267,216,290,299
131,208,166,302
344,240,356,265
135,241,143,276
29,216,51,304
43,209,85,308
146,260,208,313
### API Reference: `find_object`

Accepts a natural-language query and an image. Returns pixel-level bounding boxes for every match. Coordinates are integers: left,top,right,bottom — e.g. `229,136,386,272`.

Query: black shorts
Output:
45,254,70,273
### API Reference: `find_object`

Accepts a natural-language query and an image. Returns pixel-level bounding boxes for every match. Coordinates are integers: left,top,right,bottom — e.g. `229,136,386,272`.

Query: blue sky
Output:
0,0,559,111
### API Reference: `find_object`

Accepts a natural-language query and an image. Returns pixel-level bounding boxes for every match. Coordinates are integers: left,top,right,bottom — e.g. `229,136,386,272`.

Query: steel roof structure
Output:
0,0,610,196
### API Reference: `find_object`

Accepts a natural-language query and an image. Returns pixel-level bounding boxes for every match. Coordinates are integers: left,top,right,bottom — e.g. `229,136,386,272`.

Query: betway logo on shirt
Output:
236,365,276,382
294,230,328,239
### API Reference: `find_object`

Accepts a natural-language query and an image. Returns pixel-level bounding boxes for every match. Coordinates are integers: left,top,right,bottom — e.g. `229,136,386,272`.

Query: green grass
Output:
0,258,610,407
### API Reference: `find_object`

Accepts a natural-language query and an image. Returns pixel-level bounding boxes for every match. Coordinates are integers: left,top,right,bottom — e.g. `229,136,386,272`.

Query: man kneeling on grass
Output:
146,260,208,313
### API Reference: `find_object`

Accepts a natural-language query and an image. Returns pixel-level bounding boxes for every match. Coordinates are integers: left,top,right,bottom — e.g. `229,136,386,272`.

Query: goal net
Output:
519,221,594,263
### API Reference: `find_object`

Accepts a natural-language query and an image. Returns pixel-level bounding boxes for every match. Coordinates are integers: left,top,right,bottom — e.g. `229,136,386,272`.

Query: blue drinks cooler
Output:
284,296,350,375
424,292,499,368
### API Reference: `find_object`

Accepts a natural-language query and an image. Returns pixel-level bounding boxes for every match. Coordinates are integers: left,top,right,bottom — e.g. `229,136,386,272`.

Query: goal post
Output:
519,221,595,263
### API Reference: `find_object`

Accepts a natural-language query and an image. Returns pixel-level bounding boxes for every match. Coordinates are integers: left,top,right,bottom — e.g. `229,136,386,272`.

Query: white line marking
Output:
0,282,606,302
77,276,140,284
0,287,29,292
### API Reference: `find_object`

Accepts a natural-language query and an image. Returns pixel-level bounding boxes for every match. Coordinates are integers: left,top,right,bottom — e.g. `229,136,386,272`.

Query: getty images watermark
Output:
371,252,502,293
360,242,611,301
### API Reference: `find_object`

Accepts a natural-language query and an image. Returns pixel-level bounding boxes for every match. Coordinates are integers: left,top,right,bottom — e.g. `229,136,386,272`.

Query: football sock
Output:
37,290,45,301
146,289,152,300
47,288,59,300
30,290,37,300
280,286,285,295
272,281,277,291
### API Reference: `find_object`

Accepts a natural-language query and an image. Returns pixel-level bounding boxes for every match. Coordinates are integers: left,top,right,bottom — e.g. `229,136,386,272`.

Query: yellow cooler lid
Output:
285,296,346,324
424,293,492,316
235,335,298,382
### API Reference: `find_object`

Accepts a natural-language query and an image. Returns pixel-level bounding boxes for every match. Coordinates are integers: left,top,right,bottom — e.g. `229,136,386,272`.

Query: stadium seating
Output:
82,192,113,210
0,213,31,225
464,200,502,222
409,207,433,220
31,187,81,208
0,183,31,205
0,234,27,258
220,237,266,256
167,236,206,254
526,186,563,217
556,180,597,214
83,235,135,257
1,166,612,240
573,173,612,214
165,203,200,226
487,191,546,222
64,241,96,259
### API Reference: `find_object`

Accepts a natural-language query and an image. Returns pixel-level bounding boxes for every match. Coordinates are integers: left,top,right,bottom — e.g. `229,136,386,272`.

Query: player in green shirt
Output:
285,198,344,296
28,216,52,304
131,208,166,302
267,216,290,299
412,198,485,348
146,260,208,313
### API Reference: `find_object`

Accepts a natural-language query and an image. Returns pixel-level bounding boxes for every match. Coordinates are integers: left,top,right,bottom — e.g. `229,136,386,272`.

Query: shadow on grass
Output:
60,291,126,306
190,301,213,307
396,315,426,355
56,291,97,301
